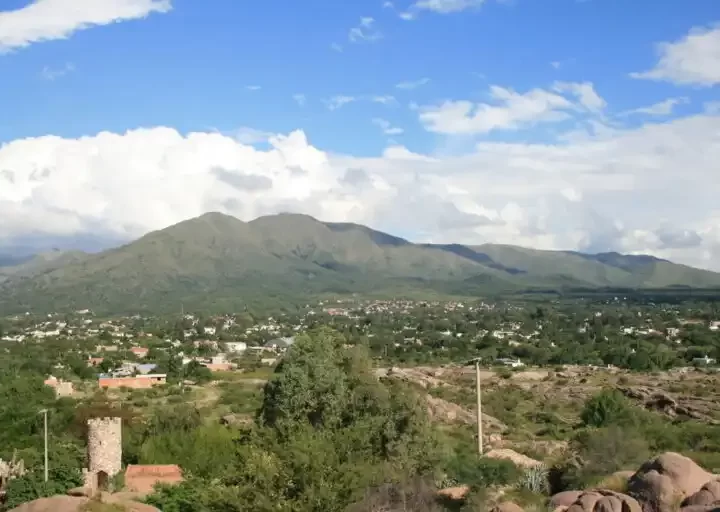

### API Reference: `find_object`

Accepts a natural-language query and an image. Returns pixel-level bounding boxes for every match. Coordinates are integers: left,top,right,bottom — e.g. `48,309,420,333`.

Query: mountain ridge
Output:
0,211,718,314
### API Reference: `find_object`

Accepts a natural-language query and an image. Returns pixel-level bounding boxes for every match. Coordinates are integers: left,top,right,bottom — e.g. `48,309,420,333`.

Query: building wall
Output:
98,376,165,389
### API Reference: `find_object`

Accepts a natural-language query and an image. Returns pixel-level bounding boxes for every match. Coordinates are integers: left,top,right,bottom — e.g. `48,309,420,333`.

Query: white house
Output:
225,342,247,353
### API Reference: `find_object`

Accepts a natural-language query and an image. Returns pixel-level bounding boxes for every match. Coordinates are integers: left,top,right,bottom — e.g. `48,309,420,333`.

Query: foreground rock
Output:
627,452,715,512
683,479,720,508
565,489,642,512
8,493,160,512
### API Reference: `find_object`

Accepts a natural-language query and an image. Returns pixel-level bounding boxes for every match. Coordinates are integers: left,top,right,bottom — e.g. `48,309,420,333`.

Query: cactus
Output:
0,451,26,489
519,463,549,494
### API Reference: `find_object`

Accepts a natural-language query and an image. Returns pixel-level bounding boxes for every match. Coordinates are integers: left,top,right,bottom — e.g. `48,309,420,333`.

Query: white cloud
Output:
348,17,382,43
372,118,404,135
325,95,357,110
371,95,397,105
412,0,485,14
552,81,606,112
245,85,261,91
418,84,586,134
631,24,720,86
620,97,689,117
40,61,75,81
324,95,396,110
231,127,274,145
2,110,720,271
0,0,171,53
330,42,343,52
293,94,306,107
396,78,430,90
399,0,494,19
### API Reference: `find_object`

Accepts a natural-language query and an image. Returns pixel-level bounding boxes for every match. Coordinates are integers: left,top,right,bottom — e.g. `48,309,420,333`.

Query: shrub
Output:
519,464,549,494
444,451,521,489
580,389,635,428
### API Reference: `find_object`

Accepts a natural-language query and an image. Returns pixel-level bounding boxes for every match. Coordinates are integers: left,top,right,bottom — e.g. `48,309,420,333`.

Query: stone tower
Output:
84,417,122,491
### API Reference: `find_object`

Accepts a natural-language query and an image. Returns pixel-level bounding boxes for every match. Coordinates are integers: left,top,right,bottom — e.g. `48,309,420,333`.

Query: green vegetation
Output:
1,294,720,510
1,212,719,314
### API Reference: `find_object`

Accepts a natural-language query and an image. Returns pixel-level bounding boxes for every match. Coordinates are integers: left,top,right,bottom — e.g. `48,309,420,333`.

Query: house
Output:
692,355,717,366
87,357,104,367
98,373,167,389
124,464,183,493
130,347,149,358
225,341,247,353
204,363,236,372
265,336,295,352
44,376,74,398
497,358,524,368
136,363,159,375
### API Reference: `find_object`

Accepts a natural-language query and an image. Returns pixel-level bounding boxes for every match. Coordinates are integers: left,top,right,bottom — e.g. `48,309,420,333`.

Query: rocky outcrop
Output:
425,394,507,432
627,453,715,512
618,388,718,424
484,448,542,469
565,489,642,512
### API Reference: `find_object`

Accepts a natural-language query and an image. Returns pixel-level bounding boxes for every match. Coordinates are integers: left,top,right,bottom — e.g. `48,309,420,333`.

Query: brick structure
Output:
98,374,166,389
83,417,122,493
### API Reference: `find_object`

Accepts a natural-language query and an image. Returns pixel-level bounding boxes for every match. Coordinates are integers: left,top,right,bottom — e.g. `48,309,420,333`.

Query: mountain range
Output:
1,212,719,314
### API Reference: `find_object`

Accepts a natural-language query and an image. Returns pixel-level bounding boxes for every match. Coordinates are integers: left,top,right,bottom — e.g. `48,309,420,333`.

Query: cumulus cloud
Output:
418,84,584,134
2,110,720,271
631,24,720,86
0,0,171,53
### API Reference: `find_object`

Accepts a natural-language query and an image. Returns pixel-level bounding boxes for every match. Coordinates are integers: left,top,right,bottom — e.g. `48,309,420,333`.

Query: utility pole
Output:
39,409,48,482
475,360,483,456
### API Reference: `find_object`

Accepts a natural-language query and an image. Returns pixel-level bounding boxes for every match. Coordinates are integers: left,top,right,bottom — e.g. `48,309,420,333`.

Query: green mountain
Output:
1,212,719,314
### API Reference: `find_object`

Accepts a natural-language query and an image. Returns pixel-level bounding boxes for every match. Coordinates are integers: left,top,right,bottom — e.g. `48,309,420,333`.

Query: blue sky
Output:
0,0,719,270
2,0,718,153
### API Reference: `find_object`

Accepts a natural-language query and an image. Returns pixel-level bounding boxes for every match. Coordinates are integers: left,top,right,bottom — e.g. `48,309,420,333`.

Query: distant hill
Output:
0,212,719,314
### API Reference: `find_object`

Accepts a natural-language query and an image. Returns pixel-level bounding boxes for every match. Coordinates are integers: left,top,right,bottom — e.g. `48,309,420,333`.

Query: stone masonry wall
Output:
87,417,122,477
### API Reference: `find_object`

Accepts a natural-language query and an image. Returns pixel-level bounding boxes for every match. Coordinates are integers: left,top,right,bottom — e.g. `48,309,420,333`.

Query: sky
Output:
0,0,719,270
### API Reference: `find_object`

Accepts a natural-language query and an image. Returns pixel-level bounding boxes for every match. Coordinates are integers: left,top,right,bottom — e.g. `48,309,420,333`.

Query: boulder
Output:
683,480,720,507
551,491,584,509
627,453,715,512
566,490,641,512
8,494,161,512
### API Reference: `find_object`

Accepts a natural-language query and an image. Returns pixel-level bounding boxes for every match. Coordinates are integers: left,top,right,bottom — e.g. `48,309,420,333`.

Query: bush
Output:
580,390,636,428
444,450,521,489
4,465,83,509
